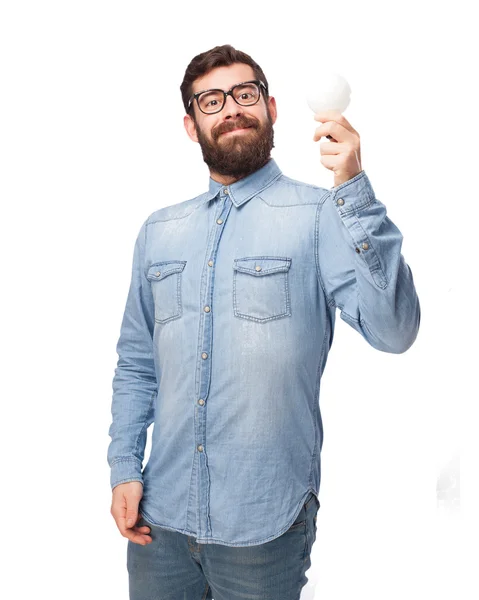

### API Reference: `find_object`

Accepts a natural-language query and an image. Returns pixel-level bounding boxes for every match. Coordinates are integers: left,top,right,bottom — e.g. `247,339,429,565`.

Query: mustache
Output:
216,119,258,137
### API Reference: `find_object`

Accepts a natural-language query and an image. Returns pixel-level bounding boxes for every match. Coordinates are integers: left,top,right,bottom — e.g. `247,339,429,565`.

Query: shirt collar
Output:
205,157,283,208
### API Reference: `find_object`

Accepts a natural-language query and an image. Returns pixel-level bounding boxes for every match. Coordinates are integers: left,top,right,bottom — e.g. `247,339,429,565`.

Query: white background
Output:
1,1,476,598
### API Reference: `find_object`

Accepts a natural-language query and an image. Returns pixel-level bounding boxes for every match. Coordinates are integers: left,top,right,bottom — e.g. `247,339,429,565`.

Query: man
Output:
108,44,421,599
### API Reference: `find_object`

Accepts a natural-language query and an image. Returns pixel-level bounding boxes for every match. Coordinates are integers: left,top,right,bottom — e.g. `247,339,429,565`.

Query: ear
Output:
267,96,278,125
184,114,199,143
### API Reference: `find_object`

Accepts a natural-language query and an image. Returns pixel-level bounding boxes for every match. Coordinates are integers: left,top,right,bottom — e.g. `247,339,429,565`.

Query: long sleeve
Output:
315,170,420,354
107,217,157,490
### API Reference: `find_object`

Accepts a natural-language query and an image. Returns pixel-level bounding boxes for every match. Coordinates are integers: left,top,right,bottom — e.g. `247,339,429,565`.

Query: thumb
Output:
126,505,139,528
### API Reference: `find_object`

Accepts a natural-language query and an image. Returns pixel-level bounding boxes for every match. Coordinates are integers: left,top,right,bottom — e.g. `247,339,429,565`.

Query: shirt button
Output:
204,306,210,312
197,445,204,452
362,242,369,250
201,352,208,359
155,271,161,277
337,198,345,206
216,218,223,224
198,399,205,406
255,265,262,271
208,260,213,266
223,188,229,195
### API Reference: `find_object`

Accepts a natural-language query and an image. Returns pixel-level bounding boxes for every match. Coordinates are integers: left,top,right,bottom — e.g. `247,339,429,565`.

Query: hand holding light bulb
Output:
306,71,362,187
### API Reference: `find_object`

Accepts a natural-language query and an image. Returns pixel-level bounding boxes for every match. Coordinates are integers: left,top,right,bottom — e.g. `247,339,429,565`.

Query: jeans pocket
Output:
233,256,292,322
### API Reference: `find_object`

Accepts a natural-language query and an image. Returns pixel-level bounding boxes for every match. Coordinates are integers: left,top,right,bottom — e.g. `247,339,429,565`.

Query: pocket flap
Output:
146,260,186,282
233,256,291,275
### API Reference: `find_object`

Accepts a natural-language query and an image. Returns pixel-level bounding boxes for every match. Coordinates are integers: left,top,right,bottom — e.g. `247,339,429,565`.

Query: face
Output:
184,63,277,183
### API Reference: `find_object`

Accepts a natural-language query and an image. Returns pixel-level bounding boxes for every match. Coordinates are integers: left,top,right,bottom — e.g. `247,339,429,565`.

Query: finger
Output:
125,510,139,528
319,140,344,155
313,122,353,143
319,154,339,170
117,515,150,536
313,110,359,137
118,518,152,544
128,513,151,536
131,524,151,535
130,521,152,535
124,528,152,545
134,514,151,534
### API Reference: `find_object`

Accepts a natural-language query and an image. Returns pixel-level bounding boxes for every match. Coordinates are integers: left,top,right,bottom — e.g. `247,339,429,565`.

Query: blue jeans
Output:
127,492,320,600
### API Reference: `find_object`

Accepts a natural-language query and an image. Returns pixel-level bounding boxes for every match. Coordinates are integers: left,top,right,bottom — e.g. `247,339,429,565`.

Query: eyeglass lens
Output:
198,83,260,113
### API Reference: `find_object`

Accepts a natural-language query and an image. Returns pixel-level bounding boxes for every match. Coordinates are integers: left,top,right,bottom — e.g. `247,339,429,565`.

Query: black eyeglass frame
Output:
187,79,268,115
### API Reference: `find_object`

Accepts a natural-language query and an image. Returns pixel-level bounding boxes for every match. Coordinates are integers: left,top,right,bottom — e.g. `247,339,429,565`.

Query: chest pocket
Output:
233,256,292,323
146,260,187,324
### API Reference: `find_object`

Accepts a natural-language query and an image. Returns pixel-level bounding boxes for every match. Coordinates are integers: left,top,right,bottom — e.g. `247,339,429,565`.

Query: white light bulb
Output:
306,71,351,114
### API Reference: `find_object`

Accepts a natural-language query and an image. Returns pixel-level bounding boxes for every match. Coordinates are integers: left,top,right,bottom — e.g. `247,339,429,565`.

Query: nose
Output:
222,93,244,119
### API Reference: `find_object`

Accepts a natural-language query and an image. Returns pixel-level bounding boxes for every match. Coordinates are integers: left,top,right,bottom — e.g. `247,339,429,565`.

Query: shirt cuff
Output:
110,457,143,490
328,170,388,289
329,170,375,214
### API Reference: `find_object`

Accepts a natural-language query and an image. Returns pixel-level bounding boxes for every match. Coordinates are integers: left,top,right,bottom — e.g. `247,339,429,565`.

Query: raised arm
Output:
315,170,420,353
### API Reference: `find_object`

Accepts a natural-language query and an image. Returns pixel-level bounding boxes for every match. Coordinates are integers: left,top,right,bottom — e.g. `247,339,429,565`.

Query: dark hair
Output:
180,44,270,119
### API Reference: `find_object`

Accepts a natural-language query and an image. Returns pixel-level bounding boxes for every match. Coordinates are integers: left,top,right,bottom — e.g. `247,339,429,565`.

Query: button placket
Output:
194,192,234,539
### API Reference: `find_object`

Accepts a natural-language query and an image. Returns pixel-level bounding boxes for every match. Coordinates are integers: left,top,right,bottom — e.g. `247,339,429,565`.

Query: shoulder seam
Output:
146,193,209,226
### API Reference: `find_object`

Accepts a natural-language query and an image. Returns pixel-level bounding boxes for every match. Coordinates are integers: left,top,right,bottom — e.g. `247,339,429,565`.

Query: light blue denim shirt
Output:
107,157,420,547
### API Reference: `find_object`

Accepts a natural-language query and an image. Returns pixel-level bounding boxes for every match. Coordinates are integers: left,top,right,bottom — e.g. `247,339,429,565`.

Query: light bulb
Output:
306,71,351,114
306,72,351,140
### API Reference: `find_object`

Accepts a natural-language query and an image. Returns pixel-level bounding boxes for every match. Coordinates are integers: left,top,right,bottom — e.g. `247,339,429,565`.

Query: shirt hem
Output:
140,489,318,547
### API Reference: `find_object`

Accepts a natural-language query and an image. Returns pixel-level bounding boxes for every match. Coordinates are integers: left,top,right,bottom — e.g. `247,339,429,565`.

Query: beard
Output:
193,108,275,180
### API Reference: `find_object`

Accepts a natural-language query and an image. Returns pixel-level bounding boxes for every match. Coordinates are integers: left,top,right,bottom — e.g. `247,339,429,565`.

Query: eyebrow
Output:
193,80,254,96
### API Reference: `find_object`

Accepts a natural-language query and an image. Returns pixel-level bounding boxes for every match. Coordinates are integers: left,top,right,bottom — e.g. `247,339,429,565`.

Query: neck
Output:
209,170,241,186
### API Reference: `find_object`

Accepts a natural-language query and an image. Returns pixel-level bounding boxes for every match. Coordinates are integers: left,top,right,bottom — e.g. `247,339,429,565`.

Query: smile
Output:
222,127,252,135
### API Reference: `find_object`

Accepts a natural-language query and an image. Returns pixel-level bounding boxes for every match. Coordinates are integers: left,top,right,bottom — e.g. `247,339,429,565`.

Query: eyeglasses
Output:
187,80,268,115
